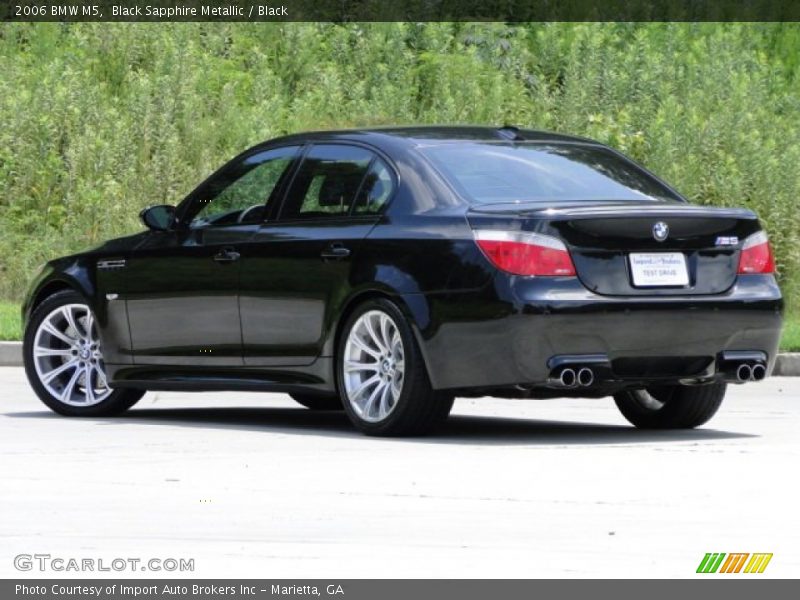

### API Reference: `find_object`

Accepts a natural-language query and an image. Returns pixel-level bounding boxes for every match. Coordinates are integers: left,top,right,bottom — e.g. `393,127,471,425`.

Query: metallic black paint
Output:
22,127,783,399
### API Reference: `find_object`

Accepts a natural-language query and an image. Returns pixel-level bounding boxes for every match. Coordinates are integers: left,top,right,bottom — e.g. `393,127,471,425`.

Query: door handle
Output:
320,243,351,261
213,247,241,263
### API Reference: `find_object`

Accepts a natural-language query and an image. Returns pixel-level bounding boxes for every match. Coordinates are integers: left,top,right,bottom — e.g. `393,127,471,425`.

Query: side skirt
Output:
106,358,336,395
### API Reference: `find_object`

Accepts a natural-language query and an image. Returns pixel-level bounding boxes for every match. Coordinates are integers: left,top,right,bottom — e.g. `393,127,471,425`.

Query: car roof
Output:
262,125,598,151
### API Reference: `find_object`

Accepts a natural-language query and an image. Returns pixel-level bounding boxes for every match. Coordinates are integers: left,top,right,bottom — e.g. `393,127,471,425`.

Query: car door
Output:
239,143,396,366
124,145,300,366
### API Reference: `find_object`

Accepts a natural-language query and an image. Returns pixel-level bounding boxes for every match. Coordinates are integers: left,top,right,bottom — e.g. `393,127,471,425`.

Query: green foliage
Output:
0,301,20,341
1,23,799,307
781,312,800,352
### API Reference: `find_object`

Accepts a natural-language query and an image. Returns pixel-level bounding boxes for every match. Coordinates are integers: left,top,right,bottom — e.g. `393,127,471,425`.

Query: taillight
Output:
738,231,776,274
473,230,576,276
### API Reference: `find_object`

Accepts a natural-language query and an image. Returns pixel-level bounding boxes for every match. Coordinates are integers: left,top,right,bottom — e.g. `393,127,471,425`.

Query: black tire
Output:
613,382,726,429
290,393,343,411
23,290,144,417
336,298,454,436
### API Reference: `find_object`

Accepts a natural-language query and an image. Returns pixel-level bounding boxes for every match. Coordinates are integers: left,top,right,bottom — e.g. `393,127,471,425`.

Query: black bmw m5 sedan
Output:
22,126,783,436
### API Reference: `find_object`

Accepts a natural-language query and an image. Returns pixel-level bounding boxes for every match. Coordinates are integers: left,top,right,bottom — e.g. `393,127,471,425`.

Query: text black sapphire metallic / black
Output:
20,126,783,436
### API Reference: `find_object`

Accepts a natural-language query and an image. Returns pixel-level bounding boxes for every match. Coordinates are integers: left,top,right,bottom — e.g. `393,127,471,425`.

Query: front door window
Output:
189,145,299,228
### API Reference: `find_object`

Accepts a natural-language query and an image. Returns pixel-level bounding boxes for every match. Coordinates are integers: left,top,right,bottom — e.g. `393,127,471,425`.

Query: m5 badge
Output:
715,236,739,246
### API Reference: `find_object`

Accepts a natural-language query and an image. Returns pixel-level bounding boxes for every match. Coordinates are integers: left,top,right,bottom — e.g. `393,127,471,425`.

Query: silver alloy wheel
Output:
32,303,112,407
343,310,405,423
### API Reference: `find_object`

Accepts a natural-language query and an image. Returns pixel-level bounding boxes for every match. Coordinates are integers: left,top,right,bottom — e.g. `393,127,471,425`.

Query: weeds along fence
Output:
1,23,798,307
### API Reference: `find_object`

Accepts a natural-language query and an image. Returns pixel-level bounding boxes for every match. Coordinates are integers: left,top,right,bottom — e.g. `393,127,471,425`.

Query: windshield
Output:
419,142,682,204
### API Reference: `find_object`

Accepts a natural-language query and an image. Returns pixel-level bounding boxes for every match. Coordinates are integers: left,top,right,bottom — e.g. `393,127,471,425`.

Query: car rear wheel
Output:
290,393,342,411
24,290,144,417
337,298,454,436
613,382,726,429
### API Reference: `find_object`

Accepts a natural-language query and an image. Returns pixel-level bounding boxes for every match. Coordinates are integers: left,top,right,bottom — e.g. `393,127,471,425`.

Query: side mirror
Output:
140,205,176,231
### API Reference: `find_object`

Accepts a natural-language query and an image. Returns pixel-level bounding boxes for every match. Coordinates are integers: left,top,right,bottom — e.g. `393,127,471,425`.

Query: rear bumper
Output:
410,274,783,390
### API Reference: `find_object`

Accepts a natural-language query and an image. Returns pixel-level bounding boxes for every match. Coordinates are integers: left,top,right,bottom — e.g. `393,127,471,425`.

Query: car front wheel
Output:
613,382,726,429
337,298,453,436
23,290,144,417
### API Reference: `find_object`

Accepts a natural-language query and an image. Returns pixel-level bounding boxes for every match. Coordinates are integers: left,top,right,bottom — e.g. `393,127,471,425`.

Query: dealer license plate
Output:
629,252,689,287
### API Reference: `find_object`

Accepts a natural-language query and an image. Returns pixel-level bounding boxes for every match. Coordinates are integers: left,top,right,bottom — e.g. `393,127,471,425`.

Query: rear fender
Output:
321,282,438,388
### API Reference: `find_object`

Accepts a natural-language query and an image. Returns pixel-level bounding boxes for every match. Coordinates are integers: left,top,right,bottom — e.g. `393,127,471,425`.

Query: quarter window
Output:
352,158,394,215
189,146,298,228
279,145,375,220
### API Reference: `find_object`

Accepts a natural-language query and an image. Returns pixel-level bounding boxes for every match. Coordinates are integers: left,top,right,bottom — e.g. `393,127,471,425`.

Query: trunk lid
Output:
467,201,761,296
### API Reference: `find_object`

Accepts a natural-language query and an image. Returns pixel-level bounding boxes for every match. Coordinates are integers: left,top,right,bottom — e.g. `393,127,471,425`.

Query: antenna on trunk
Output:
497,125,525,141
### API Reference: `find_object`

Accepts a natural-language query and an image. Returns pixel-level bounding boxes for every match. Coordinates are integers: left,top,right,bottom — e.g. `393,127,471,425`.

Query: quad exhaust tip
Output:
556,366,595,388
577,367,594,387
552,357,765,387
733,362,766,382
736,364,753,382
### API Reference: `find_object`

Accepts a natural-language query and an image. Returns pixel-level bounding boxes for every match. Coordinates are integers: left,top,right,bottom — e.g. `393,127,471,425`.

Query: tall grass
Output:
0,301,20,341
1,23,799,307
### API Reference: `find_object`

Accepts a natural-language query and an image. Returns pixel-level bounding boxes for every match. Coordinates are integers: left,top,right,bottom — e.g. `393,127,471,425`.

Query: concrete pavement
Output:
1,366,798,578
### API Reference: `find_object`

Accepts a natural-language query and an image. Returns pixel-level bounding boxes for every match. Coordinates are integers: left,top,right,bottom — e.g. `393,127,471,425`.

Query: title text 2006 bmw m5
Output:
22,126,783,436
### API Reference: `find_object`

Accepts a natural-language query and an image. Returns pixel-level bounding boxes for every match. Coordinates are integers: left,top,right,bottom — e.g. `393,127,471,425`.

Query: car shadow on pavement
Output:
6,407,757,446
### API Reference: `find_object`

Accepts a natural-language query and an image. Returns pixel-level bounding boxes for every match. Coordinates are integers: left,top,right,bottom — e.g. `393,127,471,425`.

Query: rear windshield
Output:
419,142,682,204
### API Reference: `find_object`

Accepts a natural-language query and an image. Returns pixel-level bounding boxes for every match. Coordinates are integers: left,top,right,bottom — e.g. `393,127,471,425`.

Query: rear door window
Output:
279,145,375,220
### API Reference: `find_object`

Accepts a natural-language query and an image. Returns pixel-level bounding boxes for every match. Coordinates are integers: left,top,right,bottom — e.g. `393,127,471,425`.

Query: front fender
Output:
21,259,96,327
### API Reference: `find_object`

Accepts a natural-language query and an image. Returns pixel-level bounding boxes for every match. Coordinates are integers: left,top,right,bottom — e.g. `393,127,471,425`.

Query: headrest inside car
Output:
318,172,363,207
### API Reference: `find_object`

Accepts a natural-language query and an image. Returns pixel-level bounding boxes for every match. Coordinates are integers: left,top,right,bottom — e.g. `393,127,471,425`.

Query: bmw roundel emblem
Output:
652,221,669,242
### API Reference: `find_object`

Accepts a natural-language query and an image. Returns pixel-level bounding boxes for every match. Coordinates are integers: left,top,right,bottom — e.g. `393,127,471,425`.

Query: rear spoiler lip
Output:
467,202,758,221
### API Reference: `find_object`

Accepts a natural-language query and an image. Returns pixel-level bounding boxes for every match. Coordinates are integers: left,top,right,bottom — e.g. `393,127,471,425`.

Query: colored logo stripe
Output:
697,553,726,573
719,553,749,573
744,553,773,573
697,553,772,574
